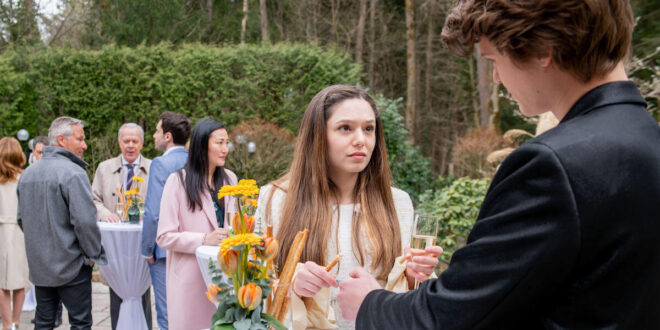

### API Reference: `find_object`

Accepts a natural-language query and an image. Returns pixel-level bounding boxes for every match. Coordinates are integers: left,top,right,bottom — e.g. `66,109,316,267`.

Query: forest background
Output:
1,0,658,263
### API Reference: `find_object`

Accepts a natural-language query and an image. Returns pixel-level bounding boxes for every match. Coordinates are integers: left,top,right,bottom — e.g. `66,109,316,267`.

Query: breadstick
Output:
270,229,309,318
276,296,290,322
325,253,342,272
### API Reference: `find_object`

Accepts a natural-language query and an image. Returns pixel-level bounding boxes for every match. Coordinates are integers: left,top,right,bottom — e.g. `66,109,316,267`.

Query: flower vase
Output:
128,204,140,224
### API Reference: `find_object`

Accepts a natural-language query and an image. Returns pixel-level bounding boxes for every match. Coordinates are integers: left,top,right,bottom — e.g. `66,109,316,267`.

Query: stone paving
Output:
15,281,159,330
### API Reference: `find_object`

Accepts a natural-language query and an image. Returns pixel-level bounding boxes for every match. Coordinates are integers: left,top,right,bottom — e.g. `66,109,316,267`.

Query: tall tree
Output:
475,44,492,127
355,0,367,64
405,0,417,140
241,0,248,44
260,0,269,43
368,0,376,87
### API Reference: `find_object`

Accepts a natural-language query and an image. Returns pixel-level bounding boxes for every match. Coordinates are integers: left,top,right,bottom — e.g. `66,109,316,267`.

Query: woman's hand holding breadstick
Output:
293,260,339,297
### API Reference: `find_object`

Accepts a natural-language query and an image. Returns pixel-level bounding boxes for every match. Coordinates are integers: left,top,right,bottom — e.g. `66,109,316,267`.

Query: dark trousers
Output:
110,287,152,330
35,265,93,330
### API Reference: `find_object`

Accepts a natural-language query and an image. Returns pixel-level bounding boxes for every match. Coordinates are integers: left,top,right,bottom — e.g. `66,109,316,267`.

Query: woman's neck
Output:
329,170,358,205
207,166,215,188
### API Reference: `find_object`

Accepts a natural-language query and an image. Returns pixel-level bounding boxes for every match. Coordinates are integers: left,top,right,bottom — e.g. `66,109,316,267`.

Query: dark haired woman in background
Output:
157,119,238,330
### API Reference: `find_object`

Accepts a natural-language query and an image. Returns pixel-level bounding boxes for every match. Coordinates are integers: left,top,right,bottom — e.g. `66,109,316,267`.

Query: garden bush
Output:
416,177,490,268
0,43,361,176
376,94,438,204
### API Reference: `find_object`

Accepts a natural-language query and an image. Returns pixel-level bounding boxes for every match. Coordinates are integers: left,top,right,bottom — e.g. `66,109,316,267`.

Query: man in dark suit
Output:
337,0,660,329
141,112,191,330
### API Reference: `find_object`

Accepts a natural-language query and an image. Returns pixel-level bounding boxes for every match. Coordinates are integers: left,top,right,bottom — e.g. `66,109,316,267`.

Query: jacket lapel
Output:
201,189,219,230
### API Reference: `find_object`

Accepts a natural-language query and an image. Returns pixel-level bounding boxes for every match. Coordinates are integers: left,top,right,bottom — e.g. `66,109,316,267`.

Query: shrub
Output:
451,126,503,178
376,94,438,204
225,119,295,185
0,43,361,177
416,177,490,269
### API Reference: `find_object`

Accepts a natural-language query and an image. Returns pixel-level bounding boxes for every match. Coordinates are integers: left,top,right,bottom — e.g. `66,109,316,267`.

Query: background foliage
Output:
0,43,361,175
417,177,490,267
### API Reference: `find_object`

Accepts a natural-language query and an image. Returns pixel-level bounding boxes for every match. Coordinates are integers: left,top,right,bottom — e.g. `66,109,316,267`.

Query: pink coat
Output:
156,170,238,330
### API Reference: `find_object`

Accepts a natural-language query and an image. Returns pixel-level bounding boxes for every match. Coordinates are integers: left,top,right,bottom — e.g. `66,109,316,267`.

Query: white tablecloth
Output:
98,222,151,330
195,245,225,287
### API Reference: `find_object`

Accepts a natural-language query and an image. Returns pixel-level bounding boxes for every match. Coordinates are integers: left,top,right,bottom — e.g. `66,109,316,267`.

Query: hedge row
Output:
0,43,362,173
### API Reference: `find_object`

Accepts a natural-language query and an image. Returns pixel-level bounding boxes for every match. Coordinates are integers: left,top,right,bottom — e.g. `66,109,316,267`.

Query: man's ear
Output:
164,131,173,143
56,135,67,147
538,46,553,69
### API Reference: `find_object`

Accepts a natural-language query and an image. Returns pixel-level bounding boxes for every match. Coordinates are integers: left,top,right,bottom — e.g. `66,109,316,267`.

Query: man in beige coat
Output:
92,123,152,329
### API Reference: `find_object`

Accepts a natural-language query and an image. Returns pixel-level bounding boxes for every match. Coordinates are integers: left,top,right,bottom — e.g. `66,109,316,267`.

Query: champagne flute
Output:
410,214,439,288
115,202,124,222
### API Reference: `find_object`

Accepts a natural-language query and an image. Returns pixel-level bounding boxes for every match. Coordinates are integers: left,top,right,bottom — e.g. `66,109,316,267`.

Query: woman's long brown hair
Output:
0,137,26,184
274,85,401,280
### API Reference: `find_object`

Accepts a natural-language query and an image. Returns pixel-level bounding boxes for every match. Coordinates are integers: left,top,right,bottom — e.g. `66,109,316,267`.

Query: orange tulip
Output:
219,249,239,275
206,284,221,303
257,237,278,260
237,282,262,310
232,214,255,234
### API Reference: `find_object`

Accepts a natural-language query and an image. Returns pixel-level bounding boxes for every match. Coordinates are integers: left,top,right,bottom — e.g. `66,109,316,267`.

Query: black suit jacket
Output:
357,81,660,329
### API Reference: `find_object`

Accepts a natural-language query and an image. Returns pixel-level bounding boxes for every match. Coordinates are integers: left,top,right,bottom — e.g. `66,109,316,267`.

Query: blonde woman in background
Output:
0,137,30,330
256,85,442,329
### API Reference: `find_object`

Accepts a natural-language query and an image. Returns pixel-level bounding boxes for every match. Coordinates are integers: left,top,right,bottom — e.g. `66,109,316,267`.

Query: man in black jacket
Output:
337,1,660,329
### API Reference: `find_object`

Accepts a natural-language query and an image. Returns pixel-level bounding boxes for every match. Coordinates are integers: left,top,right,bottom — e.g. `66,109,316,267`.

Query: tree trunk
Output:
368,0,376,88
475,44,492,127
241,0,248,44
260,0,269,43
425,0,434,120
356,0,367,64
331,0,339,43
206,0,213,31
405,0,417,141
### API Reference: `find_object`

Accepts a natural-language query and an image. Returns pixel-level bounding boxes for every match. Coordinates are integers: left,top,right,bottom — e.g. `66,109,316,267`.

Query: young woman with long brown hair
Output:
256,85,441,329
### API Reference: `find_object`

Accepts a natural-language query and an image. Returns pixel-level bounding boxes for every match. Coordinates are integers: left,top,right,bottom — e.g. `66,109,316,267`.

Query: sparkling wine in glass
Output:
411,214,439,288
115,202,124,222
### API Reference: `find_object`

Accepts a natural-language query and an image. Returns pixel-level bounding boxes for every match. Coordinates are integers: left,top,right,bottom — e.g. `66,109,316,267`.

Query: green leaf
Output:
233,319,252,330
261,313,287,330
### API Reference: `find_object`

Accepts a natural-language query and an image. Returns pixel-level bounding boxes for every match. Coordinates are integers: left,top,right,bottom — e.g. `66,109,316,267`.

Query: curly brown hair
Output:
441,0,634,82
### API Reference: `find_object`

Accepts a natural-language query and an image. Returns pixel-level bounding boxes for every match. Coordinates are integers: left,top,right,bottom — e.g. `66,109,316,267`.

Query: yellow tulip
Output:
237,283,262,310
219,249,239,275
232,214,255,234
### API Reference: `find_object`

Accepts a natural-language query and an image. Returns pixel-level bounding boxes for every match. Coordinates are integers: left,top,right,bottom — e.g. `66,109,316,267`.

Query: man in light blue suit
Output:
141,112,190,330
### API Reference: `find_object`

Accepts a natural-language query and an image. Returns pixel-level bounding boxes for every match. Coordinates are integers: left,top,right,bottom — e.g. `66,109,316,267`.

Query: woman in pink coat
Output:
157,119,238,330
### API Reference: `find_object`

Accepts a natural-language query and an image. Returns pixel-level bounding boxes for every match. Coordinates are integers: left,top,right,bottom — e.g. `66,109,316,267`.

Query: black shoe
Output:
30,318,35,324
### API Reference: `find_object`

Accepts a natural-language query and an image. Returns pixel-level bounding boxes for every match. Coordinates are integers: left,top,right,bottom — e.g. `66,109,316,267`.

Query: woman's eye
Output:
339,125,350,132
365,126,375,132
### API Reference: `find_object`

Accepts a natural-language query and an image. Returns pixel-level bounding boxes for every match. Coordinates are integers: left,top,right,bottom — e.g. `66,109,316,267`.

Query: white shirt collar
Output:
121,155,141,167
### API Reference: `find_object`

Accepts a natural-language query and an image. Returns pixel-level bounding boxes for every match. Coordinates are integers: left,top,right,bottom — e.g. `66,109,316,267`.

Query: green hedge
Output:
0,43,361,174
377,95,438,204
417,177,490,267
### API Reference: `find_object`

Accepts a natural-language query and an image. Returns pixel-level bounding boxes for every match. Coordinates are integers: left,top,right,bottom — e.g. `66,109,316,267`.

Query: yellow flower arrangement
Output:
206,179,285,330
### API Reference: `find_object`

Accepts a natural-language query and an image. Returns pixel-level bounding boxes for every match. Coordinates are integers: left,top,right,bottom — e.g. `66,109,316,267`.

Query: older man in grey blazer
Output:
92,123,152,330
18,116,107,330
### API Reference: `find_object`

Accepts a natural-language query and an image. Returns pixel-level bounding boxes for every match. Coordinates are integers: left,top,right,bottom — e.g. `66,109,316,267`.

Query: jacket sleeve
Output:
91,164,112,222
66,172,107,265
141,158,165,257
156,173,205,255
356,142,581,329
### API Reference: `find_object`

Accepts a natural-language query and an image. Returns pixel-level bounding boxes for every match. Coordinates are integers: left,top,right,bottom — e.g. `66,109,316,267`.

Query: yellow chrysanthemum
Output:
124,189,139,195
238,179,257,186
217,182,260,200
132,176,145,183
219,233,263,256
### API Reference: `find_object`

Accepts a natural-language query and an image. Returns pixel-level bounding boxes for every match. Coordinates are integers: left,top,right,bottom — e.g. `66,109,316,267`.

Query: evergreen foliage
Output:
0,43,361,175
